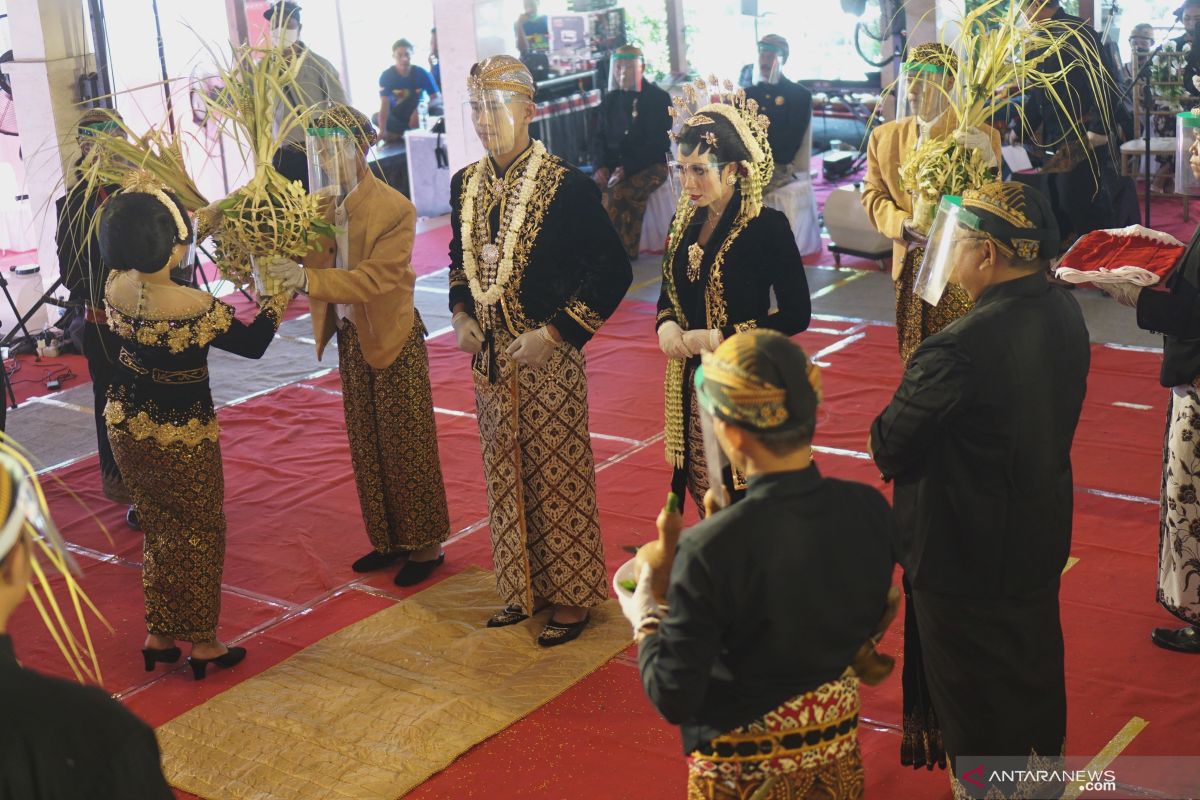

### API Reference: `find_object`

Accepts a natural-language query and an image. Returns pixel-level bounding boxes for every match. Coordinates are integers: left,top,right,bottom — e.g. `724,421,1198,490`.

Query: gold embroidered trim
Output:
656,307,675,324
106,300,234,354
462,156,567,336
734,320,758,334
104,401,219,447
151,367,209,384
258,292,290,322
563,298,605,335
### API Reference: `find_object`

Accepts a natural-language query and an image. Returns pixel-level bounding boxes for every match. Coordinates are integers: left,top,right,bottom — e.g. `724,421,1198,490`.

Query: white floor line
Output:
1113,402,1154,411
810,332,867,366
25,395,91,414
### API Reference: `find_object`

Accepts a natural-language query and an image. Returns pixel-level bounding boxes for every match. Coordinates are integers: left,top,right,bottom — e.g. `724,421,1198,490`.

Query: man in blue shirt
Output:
378,38,440,143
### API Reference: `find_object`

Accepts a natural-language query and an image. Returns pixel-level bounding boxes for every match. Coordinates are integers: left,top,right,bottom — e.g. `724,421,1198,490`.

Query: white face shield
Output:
465,90,530,157
894,62,953,122
914,196,984,306
608,53,644,93
1178,112,1200,196
754,44,784,85
306,125,362,203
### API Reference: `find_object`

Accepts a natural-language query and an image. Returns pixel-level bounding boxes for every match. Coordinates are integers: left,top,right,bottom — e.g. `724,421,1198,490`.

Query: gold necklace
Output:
686,242,704,282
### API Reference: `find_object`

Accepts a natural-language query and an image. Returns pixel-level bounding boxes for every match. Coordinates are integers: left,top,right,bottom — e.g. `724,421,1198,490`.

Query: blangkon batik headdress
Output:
669,75,774,219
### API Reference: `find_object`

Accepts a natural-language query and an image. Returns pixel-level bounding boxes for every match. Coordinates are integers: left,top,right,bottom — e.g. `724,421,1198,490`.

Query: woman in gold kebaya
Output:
101,185,289,680
656,79,811,512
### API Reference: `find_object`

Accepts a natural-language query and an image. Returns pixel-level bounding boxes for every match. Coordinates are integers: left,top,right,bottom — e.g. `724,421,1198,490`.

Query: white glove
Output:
265,258,305,292
1100,282,1143,309
621,564,666,640
682,328,722,357
658,321,691,359
452,311,485,354
505,326,558,368
954,128,998,169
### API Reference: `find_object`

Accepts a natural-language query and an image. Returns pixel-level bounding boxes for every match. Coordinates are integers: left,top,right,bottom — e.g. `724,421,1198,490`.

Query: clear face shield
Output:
608,53,644,93
754,44,784,86
305,126,362,204
465,90,529,157
914,196,983,305
895,62,953,123
1178,113,1200,196
694,364,731,509
667,155,735,208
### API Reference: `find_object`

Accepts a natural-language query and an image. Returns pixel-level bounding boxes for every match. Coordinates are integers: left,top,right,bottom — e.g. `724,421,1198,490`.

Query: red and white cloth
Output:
1054,225,1184,287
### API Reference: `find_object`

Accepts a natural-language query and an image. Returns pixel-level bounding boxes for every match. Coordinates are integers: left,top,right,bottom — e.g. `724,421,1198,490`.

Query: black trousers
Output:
271,146,310,192
83,320,125,497
1050,151,1118,240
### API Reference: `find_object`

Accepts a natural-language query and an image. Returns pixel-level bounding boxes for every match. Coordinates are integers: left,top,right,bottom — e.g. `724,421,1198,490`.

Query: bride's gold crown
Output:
667,75,774,219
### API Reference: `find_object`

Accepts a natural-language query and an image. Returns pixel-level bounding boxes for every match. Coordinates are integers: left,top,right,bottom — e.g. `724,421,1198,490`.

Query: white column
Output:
6,0,96,307
433,0,485,174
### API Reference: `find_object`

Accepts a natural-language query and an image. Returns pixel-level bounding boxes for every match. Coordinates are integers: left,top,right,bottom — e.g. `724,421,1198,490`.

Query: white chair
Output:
763,125,822,257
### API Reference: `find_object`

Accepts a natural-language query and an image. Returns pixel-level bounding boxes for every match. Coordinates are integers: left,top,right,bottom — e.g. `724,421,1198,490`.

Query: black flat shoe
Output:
125,506,141,531
187,646,247,680
537,614,590,648
352,549,404,573
141,646,181,671
487,604,535,628
394,553,444,587
1151,625,1200,653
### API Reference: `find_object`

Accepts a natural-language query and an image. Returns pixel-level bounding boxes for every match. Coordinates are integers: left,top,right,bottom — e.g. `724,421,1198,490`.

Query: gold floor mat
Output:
157,567,632,800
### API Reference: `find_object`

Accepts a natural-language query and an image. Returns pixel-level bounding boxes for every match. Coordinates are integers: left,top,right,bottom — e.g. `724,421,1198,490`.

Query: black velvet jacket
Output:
871,272,1090,596
448,145,633,349
588,80,673,177
638,467,896,753
656,196,810,340
745,77,812,167
0,635,173,799
1137,224,1200,387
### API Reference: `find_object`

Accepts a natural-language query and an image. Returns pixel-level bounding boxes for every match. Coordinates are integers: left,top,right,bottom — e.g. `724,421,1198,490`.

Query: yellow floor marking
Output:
1062,716,1148,800
810,268,871,300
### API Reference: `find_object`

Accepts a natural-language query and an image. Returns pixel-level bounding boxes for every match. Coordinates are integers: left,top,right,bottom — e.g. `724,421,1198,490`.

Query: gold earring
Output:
726,173,737,185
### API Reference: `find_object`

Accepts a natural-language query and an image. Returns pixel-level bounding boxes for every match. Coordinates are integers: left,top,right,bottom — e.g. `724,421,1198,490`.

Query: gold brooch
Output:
702,131,718,148
687,242,704,282
686,114,716,126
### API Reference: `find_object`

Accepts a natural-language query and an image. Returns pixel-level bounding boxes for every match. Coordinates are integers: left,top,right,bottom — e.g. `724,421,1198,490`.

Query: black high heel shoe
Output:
141,646,182,671
187,646,247,680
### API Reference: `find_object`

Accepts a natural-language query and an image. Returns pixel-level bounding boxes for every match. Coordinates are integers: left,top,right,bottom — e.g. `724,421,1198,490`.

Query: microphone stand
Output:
1122,22,1180,228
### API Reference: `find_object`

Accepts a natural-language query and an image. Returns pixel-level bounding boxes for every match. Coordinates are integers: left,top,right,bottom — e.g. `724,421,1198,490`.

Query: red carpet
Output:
14,287,1200,798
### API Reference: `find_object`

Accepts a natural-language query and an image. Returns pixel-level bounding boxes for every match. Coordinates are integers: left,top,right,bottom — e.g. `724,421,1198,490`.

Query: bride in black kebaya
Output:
656,80,811,512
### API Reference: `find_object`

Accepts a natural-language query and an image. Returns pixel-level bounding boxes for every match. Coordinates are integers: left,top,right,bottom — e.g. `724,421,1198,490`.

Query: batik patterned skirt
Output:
894,246,973,364
687,676,865,800
473,328,607,612
337,312,450,554
109,429,225,642
603,163,669,260
1159,385,1200,625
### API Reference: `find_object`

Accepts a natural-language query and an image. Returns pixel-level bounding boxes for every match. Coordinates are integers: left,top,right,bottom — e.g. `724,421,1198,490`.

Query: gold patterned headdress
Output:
120,170,191,243
960,181,1060,261
669,75,773,220
467,55,536,100
309,102,378,149
696,330,821,434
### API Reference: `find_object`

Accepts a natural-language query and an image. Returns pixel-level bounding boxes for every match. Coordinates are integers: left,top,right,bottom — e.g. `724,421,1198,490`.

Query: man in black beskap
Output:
1018,0,1123,240
871,181,1089,799
589,45,672,259
745,34,813,194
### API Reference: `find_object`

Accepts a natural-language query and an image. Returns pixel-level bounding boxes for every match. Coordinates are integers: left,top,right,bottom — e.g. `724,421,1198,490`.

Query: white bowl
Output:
613,557,639,622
